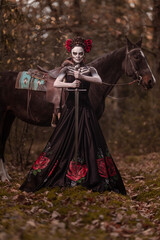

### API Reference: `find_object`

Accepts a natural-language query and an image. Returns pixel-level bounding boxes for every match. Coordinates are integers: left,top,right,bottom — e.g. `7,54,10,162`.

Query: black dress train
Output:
20,66,126,195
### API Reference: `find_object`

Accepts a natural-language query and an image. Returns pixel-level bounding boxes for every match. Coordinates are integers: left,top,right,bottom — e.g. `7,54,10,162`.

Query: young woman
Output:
20,37,126,195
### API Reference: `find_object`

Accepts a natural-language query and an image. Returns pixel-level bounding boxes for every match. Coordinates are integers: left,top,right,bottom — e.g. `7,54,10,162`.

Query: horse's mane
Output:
89,46,126,74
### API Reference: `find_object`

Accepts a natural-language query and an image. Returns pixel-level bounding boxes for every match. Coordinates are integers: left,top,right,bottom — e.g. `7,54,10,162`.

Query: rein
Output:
107,94,135,100
102,79,139,86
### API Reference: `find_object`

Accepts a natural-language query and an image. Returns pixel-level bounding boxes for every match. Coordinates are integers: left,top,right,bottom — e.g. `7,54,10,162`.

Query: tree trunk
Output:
0,0,4,63
153,0,160,73
73,0,82,35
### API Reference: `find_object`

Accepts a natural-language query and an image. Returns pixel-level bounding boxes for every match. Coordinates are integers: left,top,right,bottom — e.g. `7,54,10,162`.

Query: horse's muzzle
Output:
142,74,156,89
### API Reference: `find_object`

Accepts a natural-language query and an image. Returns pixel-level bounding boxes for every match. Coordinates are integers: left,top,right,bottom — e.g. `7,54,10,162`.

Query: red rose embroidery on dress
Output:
48,159,59,177
66,161,88,182
33,152,50,170
105,156,116,177
97,158,108,178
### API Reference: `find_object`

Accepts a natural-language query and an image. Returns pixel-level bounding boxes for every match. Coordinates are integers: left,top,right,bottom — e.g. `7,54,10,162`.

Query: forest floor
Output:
0,152,160,240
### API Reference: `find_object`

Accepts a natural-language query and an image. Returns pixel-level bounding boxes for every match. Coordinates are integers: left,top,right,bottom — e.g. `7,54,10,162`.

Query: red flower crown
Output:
65,38,92,53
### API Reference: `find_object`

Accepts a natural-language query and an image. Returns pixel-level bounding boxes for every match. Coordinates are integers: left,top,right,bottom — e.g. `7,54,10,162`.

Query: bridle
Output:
102,47,143,87
126,48,143,86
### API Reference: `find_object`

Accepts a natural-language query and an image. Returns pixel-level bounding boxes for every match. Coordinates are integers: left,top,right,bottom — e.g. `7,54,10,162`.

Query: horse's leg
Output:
0,110,15,182
0,109,7,181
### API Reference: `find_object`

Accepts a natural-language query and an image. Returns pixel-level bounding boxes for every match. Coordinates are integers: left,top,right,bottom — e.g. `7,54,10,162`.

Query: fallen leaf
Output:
51,211,60,219
26,220,36,228
143,228,155,236
38,209,50,214
115,213,123,223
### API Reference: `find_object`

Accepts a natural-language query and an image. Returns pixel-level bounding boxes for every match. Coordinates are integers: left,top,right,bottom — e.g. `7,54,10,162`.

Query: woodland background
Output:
0,0,160,166
1,1,160,240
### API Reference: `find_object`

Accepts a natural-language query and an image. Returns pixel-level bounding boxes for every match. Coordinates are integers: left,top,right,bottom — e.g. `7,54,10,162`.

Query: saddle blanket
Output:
15,71,47,91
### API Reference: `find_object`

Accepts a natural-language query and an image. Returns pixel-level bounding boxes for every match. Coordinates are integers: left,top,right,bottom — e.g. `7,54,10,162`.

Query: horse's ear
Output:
125,36,134,51
136,38,142,48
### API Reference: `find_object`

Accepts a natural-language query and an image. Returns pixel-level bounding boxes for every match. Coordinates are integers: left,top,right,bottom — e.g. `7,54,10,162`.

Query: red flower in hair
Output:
65,39,72,52
84,39,92,53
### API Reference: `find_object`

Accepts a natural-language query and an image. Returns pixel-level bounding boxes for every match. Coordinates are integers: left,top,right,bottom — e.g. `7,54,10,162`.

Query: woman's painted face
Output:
71,46,85,64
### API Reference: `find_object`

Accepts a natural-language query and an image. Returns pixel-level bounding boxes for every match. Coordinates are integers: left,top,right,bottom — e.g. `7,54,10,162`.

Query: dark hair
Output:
65,37,92,53
70,36,86,49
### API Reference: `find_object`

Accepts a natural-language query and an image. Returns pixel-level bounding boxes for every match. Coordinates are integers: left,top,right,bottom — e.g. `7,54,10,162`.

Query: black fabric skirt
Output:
20,92,126,195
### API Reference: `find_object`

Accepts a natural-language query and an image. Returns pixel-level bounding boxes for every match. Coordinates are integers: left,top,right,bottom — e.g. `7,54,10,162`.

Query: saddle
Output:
15,59,73,127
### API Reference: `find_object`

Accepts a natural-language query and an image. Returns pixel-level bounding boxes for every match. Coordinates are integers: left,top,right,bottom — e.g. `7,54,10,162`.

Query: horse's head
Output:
123,37,156,89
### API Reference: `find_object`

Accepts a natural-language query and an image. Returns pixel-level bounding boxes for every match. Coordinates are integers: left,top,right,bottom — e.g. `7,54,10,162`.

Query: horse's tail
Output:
0,71,18,82
0,72,7,88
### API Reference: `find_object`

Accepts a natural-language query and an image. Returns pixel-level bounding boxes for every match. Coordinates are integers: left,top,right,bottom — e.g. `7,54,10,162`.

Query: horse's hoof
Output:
1,176,10,182
0,159,11,182
6,173,12,180
4,164,12,180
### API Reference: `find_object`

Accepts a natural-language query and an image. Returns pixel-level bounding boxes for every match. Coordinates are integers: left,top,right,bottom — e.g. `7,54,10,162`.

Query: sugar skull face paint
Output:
71,46,85,64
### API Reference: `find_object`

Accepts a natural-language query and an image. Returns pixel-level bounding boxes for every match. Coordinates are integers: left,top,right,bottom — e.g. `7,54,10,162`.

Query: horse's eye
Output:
133,53,141,60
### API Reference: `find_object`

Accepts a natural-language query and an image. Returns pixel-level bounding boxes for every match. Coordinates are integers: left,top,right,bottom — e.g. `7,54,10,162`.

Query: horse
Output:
0,38,156,181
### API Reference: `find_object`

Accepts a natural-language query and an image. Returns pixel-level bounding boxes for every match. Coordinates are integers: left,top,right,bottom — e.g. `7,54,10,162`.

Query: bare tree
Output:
153,0,160,73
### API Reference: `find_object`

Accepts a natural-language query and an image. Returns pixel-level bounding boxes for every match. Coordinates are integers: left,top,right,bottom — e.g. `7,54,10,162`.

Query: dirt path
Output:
0,152,160,240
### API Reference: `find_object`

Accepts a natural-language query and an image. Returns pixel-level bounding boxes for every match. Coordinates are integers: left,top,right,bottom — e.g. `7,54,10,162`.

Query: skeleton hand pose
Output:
54,45,102,88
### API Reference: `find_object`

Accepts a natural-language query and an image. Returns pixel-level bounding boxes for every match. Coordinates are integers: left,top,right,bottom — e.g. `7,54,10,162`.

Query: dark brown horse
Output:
0,38,156,181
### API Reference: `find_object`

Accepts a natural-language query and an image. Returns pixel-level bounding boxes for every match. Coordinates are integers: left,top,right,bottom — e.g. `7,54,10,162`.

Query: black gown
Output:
20,65,126,195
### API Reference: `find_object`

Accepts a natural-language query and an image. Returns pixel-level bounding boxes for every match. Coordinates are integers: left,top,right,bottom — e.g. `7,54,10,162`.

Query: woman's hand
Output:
71,80,81,88
74,70,82,80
